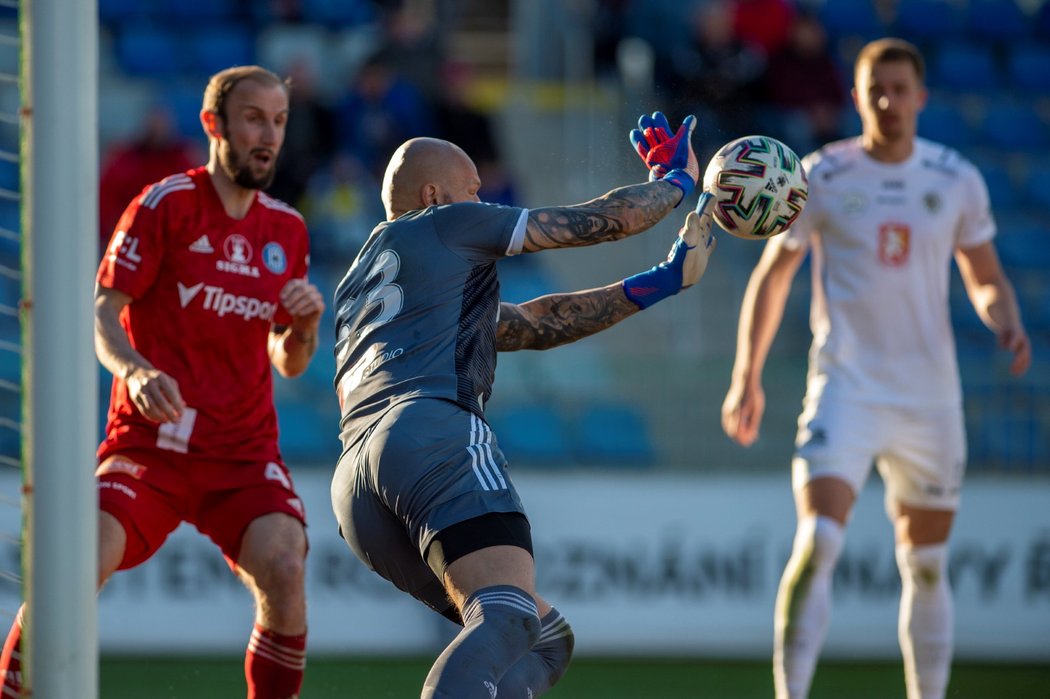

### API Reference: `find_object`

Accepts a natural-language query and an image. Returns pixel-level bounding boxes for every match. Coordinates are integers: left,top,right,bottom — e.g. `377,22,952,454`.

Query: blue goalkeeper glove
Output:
622,192,716,309
629,111,698,206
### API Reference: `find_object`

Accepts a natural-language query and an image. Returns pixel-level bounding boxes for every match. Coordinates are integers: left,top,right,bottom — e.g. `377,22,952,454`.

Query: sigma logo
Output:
177,281,277,321
218,233,261,277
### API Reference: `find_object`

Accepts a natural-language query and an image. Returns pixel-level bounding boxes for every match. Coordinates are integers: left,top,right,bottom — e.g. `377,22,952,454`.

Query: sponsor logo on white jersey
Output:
189,234,214,254
176,281,277,321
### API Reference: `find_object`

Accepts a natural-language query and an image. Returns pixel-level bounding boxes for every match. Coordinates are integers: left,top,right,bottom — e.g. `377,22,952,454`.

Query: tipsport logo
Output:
177,281,277,321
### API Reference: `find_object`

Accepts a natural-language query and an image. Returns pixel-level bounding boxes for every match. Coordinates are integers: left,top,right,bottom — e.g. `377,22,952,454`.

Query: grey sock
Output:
497,607,575,698
422,585,540,699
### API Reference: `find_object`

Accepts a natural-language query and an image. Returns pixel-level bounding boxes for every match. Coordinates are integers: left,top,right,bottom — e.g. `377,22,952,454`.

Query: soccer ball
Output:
702,135,809,240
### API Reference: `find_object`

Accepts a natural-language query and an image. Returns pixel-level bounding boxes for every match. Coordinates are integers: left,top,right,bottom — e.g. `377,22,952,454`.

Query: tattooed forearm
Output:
496,284,640,351
522,180,681,252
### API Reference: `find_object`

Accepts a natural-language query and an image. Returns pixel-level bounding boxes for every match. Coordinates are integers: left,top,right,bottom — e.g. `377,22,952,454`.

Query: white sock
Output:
897,543,953,699
774,515,845,699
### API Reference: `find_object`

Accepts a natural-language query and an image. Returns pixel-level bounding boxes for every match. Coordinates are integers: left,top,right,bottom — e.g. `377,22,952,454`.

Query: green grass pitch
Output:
100,656,1050,698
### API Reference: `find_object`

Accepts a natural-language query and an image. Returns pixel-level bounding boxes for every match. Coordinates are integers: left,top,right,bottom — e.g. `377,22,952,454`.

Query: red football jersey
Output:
97,167,310,462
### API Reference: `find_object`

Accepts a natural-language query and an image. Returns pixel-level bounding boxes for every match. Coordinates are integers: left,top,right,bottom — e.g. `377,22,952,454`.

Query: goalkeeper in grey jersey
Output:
331,113,714,698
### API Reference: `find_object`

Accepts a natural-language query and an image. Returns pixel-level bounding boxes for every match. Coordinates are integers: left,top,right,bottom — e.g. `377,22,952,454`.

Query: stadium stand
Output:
84,0,1048,473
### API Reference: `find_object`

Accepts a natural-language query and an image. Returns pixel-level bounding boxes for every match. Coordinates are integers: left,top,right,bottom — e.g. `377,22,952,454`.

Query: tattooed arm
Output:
496,285,640,351
499,196,717,351
521,180,683,253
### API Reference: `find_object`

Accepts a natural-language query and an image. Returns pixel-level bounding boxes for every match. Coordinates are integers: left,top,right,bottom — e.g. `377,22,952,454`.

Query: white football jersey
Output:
781,137,995,409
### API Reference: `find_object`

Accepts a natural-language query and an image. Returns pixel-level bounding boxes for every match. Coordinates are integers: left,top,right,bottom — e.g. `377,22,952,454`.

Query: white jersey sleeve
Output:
954,158,996,249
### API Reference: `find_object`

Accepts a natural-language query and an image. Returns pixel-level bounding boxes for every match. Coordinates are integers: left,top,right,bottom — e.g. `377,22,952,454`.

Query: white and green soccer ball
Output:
702,135,809,240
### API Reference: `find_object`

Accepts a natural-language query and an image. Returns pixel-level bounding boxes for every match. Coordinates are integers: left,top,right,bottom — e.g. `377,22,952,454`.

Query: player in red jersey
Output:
0,65,324,699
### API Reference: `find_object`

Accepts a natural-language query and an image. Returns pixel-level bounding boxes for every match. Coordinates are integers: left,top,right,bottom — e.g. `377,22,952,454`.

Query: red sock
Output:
0,605,24,697
244,623,306,699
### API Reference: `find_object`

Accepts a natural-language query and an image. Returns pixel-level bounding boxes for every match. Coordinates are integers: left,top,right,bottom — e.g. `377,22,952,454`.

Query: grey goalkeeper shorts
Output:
331,397,527,614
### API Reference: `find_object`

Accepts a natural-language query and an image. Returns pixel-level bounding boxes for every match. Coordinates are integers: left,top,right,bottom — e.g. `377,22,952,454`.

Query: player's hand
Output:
629,111,700,205
125,366,185,423
999,325,1031,376
679,192,717,289
622,194,717,308
280,277,325,337
721,378,765,447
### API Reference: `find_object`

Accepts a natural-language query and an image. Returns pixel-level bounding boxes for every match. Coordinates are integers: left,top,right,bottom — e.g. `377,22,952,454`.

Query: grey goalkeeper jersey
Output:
334,202,528,449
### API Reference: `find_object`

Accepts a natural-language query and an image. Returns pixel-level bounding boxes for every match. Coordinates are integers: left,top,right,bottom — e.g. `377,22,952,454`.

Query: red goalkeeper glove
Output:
629,111,698,206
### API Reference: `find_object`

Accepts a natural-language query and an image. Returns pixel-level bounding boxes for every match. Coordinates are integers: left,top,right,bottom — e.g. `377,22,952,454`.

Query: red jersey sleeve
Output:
97,187,167,299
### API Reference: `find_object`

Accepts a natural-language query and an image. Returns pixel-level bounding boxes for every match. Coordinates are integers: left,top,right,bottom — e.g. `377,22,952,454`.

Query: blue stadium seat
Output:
980,103,1050,152
894,0,965,42
975,413,1048,470
0,160,16,193
574,404,656,466
115,25,182,77
973,160,1017,210
99,0,151,26
164,82,209,139
965,0,1029,42
819,0,884,38
277,400,341,465
1038,2,1050,39
995,223,1050,269
497,256,558,304
160,0,239,24
918,102,974,149
1007,43,1050,94
300,0,377,27
0,352,18,387
184,26,255,77
487,405,572,465
1021,163,1050,211
930,42,997,92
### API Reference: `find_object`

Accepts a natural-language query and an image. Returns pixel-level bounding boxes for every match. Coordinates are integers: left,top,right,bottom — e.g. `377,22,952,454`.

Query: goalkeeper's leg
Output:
497,606,575,698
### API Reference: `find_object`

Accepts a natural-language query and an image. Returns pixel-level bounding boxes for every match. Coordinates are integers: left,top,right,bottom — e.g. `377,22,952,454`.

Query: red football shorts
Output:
96,447,307,571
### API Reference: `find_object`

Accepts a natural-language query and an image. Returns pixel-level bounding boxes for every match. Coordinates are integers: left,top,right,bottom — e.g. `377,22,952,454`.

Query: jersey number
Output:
337,250,403,364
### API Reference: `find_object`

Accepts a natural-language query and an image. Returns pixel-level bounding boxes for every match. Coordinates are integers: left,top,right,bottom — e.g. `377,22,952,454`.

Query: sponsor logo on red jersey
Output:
96,455,147,479
108,230,143,272
177,281,277,321
218,233,261,277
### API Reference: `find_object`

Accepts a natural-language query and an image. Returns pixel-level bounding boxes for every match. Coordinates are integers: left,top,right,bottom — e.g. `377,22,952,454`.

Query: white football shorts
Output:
792,396,966,513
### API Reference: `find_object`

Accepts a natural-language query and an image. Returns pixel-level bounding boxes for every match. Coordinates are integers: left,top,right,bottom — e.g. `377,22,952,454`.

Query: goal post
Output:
21,0,99,695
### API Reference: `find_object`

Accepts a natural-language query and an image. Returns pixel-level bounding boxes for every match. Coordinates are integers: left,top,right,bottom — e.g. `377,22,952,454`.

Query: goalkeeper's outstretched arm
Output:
498,196,716,351
520,111,700,253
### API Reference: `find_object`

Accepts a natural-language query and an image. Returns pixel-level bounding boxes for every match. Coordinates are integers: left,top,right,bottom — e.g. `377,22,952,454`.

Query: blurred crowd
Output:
593,0,849,156
92,0,1050,469
98,0,521,266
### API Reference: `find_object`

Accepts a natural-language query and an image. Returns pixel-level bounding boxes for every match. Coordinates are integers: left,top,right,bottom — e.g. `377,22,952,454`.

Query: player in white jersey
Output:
721,38,1030,699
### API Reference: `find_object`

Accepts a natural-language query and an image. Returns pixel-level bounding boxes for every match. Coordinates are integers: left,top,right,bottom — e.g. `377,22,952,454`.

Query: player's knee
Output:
896,542,948,590
251,548,306,597
791,515,845,574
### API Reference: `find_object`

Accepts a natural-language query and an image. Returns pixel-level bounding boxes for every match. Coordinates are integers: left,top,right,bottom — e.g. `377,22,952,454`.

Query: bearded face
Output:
217,129,277,190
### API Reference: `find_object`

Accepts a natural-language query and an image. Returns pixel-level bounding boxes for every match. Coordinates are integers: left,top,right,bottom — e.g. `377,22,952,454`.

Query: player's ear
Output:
200,110,222,140
421,183,439,208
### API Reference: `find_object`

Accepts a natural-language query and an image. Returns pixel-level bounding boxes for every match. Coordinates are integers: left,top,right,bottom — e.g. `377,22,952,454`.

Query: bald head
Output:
382,137,481,219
